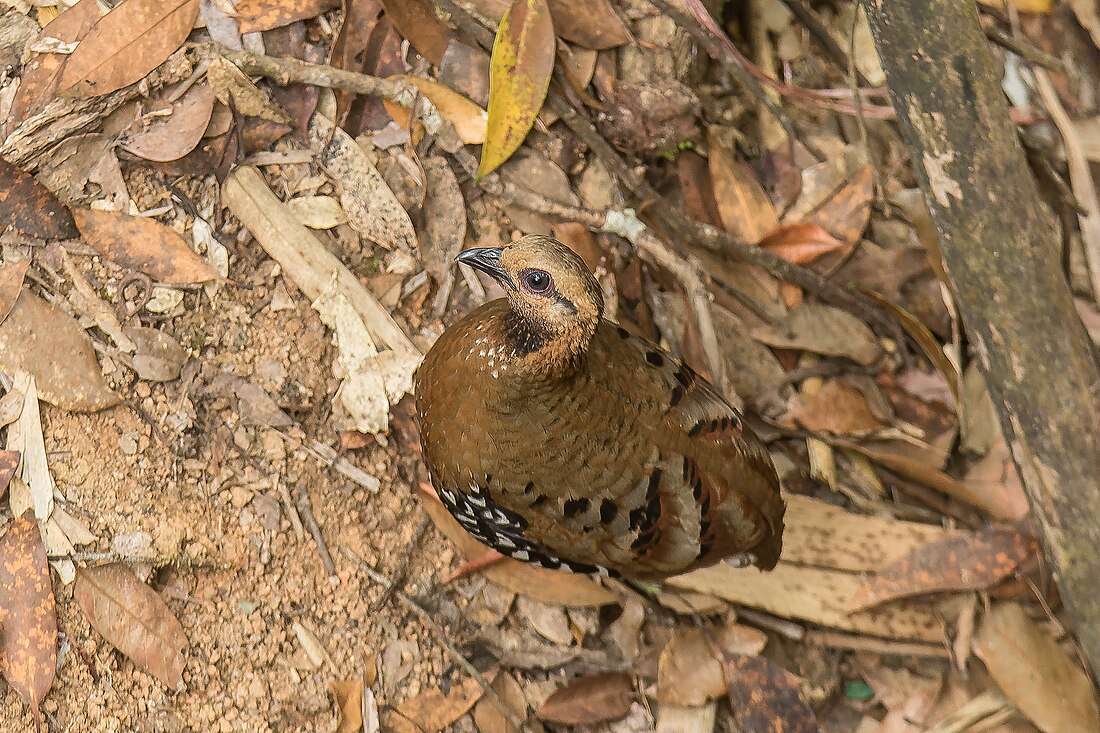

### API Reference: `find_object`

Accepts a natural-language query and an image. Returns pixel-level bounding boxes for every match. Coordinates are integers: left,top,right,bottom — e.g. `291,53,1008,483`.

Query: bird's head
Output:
456,235,604,361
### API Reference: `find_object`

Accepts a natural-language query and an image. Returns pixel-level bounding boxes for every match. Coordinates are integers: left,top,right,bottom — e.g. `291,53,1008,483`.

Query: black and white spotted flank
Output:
437,482,613,576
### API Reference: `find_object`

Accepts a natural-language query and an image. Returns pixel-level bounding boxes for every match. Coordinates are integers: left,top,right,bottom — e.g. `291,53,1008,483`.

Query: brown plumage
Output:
414,235,784,580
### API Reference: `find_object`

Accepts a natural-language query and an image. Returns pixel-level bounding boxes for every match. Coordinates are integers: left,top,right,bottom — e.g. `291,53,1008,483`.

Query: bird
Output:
414,235,784,581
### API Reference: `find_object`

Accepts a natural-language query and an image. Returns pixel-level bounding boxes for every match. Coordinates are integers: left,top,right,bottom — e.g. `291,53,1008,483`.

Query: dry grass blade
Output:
58,0,200,98
74,563,187,690
0,511,58,710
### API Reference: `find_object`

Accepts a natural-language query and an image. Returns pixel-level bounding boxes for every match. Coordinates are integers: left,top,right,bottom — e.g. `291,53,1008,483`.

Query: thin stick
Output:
341,547,528,731
780,0,872,86
804,629,951,658
296,484,339,582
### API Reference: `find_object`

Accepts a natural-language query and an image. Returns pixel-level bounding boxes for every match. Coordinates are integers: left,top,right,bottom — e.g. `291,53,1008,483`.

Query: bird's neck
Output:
496,309,593,385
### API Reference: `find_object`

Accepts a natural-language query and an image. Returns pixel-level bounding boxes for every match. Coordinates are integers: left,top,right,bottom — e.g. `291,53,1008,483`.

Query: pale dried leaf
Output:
752,302,882,365
5,372,54,521
286,195,348,229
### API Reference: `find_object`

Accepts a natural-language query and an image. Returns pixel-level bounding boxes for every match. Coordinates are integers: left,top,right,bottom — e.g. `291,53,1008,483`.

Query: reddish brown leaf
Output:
675,150,724,228
4,0,105,137
119,83,216,162
0,159,78,240
74,563,187,689
849,529,1038,612
537,672,634,725
235,0,339,33
723,655,819,733
708,130,778,244
330,0,386,132
58,0,200,98
0,451,18,500
547,0,629,49
73,208,219,285
0,260,29,326
379,0,457,65
758,222,846,264
0,511,58,709
783,378,885,435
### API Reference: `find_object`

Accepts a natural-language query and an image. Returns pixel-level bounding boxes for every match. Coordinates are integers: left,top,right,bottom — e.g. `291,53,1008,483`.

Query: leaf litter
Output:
0,0,1094,730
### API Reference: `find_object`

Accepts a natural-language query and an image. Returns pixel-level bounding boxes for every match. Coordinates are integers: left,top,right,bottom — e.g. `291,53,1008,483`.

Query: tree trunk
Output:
861,0,1100,675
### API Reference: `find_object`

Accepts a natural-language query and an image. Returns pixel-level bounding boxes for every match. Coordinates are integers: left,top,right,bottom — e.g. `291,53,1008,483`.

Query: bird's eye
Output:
521,269,553,294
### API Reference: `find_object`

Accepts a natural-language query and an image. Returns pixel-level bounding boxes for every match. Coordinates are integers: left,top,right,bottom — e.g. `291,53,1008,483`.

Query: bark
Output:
861,0,1100,674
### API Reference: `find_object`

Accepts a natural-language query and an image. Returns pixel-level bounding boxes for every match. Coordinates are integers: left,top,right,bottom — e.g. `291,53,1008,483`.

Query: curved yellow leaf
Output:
477,0,555,179
392,75,488,144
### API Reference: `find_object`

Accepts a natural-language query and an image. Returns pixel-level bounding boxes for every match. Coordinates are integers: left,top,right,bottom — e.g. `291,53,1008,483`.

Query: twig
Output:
1034,68,1100,299
652,0,824,160
734,607,805,640
780,0,872,87
341,546,529,731
49,551,232,569
804,629,951,658
295,484,339,582
984,25,1067,74
276,477,306,541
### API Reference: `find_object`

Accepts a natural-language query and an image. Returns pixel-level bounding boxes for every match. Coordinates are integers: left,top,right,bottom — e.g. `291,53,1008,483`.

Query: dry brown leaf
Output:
330,678,363,733
395,76,488,145
0,260,29,326
656,628,727,706
206,56,294,125
758,222,846,264
963,438,1030,521
784,378,885,434
472,671,527,733
0,291,119,412
58,0,200,98
120,83,216,163
4,0,105,137
0,511,58,709
379,0,457,65
73,208,219,285
547,0,630,49
478,0,555,178
537,672,634,725
0,159,79,240
421,154,468,282
708,131,778,244
419,489,616,607
973,602,1100,733
849,529,1038,611
330,0,387,132
74,563,187,690
385,675,489,733
234,0,338,33
804,164,873,245
126,325,189,382
752,302,882,365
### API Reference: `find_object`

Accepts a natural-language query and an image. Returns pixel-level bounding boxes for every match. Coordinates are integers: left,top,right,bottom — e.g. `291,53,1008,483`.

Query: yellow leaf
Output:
389,75,488,144
477,0,555,179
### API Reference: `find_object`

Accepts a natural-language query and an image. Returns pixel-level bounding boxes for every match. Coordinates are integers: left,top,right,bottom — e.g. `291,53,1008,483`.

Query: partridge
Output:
414,235,784,580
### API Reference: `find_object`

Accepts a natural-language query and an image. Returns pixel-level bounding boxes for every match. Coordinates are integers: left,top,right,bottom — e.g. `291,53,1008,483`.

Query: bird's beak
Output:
455,247,514,288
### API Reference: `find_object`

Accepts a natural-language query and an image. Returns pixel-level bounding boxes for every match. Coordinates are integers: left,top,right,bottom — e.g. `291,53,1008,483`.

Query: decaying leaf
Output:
286,195,348,229
963,438,1030,521
74,563,188,690
379,0,457,65
723,654,818,733
58,0,200,98
472,671,527,733
478,0,556,179
384,674,488,733
309,113,418,252
419,489,617,607
655,628,729,706
848,529,1038,611
758,222,846,265
206,56,294,125
234,0,338,33
537,672,634,725
0,511,58,710
547,0,630,49
0,159,79,240
73,208,220,285
0,292,119,412
804,164,873,246
752,302,882,366
5,372,54,522
421,154,468,281
396,75,488,145
973,602,1100,733
126,325,189,382
120,83,216,163
0,450,18,499
0,260,29,326
784,378,885,435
